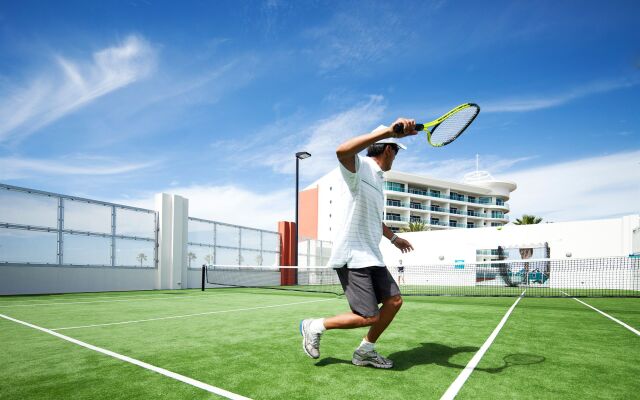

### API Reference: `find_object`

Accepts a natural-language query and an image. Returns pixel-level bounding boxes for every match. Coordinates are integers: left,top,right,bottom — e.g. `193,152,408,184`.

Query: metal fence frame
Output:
187,217,280,268
0,183,159,268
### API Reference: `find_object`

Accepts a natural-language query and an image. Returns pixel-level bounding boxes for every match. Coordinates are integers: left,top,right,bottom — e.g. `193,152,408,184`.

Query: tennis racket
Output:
393,103,480,147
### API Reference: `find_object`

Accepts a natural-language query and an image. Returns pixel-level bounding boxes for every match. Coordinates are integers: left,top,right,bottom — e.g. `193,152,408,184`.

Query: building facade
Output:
299,167,517,241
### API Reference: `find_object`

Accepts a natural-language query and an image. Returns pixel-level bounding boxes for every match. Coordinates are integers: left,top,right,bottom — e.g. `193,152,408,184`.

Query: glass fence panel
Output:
0,228,58,264
216,247,239,265
64,200,112,234
262,251,280,266
240,249,262,266
187,245,215,268
188,219,214,245
216,224,240,248
116,208,155,239
262,232,280,253
0,189,58,228
115,239,155,267
63,233,111,265
241,228,261,250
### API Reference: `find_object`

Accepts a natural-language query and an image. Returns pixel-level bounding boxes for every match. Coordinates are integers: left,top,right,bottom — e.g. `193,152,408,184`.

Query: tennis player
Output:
397,259,405,284
300,120,416,369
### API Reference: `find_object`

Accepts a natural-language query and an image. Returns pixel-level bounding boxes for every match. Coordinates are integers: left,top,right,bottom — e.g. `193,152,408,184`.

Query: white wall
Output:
380,215,640,266
0,266,156,295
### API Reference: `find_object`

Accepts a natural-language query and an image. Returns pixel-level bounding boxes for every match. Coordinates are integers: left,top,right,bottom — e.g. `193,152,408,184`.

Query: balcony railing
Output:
386,201,409,208
385,215,408,222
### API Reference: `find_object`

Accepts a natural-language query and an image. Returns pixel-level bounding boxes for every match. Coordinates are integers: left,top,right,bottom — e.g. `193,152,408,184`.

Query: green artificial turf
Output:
0,289,638,399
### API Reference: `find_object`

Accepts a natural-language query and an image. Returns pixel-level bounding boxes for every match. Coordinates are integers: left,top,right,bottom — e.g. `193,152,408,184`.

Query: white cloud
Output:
303,10,400,73
501,150,640,222
0,155,156,180
483,78,639,113
106,151,639,233
394,154,536,182
117,184,293,231
256,95,387,181
0,35,156,143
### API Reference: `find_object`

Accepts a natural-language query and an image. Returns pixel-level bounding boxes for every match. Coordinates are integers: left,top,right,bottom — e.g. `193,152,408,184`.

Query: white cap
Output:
372,124,407,150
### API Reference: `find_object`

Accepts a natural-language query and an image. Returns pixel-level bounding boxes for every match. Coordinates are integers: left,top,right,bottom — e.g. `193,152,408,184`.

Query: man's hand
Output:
393,237,414,253
391,118,419,138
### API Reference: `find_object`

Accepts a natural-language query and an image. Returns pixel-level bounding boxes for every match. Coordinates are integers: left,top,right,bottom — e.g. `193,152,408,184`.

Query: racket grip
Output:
392,123,424,134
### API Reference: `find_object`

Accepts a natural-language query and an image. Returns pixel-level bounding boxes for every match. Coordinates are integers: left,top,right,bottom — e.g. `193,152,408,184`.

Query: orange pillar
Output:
278,221,297,285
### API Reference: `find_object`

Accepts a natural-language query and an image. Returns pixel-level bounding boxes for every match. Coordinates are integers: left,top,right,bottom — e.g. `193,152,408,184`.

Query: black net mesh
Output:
203,257,640,298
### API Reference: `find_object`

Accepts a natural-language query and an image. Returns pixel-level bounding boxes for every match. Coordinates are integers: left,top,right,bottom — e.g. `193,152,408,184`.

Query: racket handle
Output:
392,123,424,134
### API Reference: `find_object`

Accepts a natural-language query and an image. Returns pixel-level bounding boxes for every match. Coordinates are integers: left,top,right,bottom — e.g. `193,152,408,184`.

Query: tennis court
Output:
1,277,638,399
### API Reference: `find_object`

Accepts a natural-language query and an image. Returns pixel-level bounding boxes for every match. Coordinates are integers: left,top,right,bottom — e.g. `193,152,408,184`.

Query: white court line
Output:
0,293,206,306
440,291,525,400
560,291,639,336
0,290,317,308
51,298,337,330
0,313,251,400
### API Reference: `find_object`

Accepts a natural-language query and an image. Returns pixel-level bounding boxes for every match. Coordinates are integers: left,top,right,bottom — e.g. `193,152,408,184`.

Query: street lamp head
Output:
296,151,311,159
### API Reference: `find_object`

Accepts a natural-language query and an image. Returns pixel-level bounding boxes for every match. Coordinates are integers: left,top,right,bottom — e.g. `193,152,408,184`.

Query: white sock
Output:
358,338,375,352
310,318,326,334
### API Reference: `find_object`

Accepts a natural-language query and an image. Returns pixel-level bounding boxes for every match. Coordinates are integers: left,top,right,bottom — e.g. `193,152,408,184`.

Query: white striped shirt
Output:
328,155,386,269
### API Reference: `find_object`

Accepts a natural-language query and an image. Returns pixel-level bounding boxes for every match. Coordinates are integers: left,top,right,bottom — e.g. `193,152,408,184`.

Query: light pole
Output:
295,151,311,266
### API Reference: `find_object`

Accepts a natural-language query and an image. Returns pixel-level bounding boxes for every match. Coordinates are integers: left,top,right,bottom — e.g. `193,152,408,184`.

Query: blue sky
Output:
0,0,638,229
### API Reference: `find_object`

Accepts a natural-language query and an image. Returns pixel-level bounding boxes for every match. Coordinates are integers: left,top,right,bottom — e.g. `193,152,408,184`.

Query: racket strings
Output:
430,106,479,145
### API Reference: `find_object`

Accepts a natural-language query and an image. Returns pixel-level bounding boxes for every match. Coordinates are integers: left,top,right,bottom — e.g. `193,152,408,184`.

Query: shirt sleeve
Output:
338,155,361,193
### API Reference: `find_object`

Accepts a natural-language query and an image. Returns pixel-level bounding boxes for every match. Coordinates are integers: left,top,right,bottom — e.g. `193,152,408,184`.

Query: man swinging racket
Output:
300,119,417,369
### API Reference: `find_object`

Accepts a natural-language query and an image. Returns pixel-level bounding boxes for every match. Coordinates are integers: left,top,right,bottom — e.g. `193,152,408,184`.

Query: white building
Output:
299,167,517,241
379,214,640,266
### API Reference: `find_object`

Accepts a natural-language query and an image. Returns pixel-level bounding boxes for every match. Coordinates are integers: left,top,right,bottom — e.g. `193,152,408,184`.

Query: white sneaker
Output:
352,348,393,369
300,319,321,359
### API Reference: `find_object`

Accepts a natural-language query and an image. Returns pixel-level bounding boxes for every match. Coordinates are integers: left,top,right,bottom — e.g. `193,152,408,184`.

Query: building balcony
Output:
385,215,408,222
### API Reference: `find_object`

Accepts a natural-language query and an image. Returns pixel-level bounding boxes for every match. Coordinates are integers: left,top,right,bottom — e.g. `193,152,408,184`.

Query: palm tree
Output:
136,253,147,267
401,221,430,232
514,215,543,225
187,252,197,267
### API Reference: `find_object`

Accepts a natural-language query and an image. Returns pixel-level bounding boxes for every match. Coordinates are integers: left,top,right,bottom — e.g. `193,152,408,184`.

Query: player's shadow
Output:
316,343,545,373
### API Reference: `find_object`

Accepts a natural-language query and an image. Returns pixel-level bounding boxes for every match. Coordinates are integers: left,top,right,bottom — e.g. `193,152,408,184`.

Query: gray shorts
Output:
335,266,401,318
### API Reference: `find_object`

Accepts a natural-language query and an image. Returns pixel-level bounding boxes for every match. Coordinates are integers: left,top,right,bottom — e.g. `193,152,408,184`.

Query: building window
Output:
479,196,492,204
410,215,422,223
468,196,477,203
385,213,402,221
410,202,423,210
385,181,405,192
408,187,429,196
450,192,465,201
496,198,505,206
429,190,441,198
467,222,475,228
449,220,458,227
491,222,502,227
491,211,504,218
387,199,402,207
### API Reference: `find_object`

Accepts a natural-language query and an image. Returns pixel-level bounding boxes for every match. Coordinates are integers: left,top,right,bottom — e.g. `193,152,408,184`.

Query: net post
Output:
201,265,205,291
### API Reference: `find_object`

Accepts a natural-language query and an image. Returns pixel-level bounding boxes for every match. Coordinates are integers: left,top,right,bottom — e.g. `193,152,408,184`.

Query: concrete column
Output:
155,193,189,290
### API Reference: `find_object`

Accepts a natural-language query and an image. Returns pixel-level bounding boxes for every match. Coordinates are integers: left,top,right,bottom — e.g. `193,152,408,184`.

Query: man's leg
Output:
323,312,378,329
350,295,402,369
365,295,402,343
301,267,380,359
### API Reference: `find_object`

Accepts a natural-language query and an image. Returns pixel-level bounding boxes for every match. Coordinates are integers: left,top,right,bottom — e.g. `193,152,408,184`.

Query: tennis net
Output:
202,256,640,297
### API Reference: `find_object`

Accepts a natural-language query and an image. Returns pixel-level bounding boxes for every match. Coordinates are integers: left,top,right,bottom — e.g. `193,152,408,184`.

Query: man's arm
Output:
383,223,414,253
336,118,417,173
